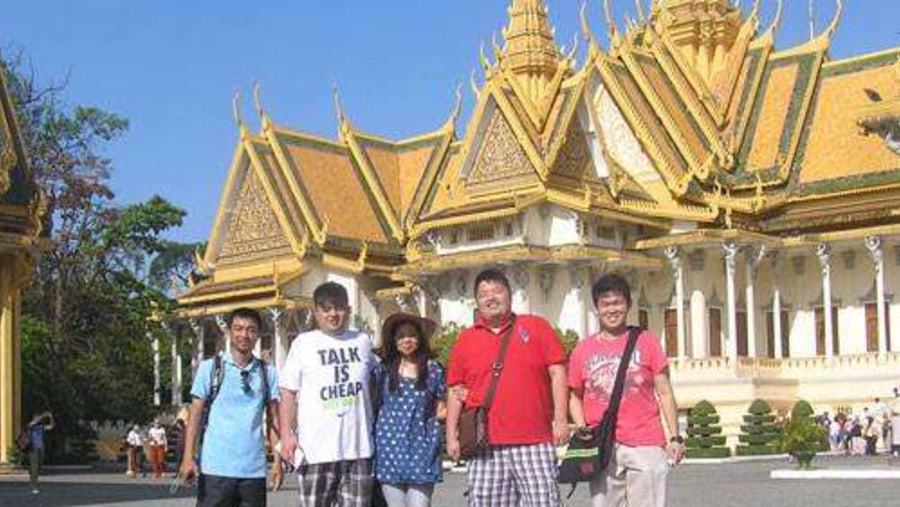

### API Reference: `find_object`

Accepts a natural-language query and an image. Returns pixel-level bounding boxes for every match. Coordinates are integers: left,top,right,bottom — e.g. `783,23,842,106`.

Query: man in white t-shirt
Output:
279,282,378,507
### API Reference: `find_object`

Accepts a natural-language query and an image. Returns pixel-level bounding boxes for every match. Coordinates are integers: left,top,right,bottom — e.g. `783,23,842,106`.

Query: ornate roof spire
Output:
501,0,562,103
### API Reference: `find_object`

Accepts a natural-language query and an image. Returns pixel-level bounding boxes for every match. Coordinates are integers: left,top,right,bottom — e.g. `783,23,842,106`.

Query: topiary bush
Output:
685,400,730,458
736,399,781,456
791,399,815,420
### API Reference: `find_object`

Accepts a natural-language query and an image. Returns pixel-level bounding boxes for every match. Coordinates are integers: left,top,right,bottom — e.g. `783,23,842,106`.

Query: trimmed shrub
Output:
684,400,730,459
791,400,815,420
736,399,780,456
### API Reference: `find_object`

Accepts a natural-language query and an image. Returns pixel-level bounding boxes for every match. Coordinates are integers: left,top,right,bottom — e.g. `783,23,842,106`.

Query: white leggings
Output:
380,483,435,507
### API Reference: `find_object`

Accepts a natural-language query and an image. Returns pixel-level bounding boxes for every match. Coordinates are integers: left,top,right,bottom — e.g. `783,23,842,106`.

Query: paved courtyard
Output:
1,455,898,506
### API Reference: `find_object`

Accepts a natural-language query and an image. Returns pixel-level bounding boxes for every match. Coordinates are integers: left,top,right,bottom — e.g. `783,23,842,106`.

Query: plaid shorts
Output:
297,458,373,507
468,443,561,507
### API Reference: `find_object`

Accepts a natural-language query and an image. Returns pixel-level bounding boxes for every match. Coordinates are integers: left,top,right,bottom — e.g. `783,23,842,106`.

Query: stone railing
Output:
672,352,900,380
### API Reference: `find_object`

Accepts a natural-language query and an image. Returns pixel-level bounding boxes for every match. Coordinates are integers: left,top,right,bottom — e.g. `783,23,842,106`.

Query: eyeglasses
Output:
240,370,252,394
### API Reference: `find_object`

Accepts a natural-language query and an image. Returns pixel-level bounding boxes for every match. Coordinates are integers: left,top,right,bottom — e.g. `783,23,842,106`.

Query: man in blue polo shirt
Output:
179,307,281,507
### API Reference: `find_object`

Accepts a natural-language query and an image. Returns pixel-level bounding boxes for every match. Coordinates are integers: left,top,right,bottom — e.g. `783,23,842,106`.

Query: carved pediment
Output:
218,169,292,264
466,109,538,187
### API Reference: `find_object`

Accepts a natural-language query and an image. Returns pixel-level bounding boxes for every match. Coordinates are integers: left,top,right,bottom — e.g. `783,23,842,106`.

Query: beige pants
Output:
588,444,669,507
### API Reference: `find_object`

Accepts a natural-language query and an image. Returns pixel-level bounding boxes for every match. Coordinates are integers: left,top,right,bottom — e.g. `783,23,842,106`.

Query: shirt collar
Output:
473,312,516,333
220,351,258,372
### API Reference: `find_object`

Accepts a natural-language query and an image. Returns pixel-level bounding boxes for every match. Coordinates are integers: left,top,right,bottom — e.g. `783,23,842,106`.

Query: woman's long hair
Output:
381,321,434,393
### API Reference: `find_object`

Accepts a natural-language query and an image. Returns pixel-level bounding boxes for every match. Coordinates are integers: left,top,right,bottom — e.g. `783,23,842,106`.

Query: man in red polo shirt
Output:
446,268,568,507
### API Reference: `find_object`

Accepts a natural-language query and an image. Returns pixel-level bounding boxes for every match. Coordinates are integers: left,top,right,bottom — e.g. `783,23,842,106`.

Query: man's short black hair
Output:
227,307,262,329
473,268,511,296
591,274,632,307
313,281,349,308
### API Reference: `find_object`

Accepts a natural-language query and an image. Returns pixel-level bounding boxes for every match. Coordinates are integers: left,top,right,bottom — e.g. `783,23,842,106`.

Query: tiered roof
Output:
183,0,900,303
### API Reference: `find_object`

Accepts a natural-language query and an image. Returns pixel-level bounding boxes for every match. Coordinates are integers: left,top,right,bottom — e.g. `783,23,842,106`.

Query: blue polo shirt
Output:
191,353,279,478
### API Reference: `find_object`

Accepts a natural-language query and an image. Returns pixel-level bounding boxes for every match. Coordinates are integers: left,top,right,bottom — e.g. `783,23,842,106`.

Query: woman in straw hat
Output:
374,313,446,507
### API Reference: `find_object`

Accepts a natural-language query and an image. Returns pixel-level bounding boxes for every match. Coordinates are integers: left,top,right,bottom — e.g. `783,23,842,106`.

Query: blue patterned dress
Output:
374,360,446,484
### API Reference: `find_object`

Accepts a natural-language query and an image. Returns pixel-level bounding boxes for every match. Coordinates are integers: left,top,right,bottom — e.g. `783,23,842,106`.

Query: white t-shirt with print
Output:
279,329,377,465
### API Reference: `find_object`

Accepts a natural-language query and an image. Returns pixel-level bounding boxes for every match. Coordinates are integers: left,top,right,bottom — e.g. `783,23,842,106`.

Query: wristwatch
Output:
669,435,685,445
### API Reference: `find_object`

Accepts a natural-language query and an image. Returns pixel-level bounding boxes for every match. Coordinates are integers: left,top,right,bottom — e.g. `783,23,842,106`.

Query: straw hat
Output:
380,312,437,341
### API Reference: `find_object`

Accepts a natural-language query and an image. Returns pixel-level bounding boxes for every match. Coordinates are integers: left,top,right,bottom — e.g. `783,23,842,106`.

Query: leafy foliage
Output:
4,49,195,463
736,399,780,456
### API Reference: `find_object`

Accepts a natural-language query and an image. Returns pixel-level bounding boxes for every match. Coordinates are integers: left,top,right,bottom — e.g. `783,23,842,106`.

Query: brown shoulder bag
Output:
457,318,516,459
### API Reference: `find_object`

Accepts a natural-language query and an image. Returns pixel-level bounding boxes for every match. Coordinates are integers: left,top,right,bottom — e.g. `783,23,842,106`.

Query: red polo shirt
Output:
447,313,566,445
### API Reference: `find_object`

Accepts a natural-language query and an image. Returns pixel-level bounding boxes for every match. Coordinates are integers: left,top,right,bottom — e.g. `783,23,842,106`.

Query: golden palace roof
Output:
184,0,900,305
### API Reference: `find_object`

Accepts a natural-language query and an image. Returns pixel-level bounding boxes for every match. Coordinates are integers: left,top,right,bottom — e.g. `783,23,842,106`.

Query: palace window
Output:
664,309,678,357
595,224,616,241
638,309,649,330
736,310,748,356
468,222,495,242
765,310,791,358
708,308,722,357
864,303,892,352
814,306,840,356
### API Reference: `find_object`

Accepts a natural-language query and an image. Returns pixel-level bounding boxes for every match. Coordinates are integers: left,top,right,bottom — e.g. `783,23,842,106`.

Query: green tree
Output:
4,48,191,463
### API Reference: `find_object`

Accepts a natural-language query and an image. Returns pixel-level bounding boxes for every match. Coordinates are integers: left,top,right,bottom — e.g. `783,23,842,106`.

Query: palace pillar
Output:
664,247,686,359
267,307,286,372
168,323,182,407
151,330,161,406
723,241,739,360
0,257,22,465
189,319,204,375
215,315,230,356
771,253,784,359
510,266,531,314
816,244,835,358
744,246,765,358
865,236,888,354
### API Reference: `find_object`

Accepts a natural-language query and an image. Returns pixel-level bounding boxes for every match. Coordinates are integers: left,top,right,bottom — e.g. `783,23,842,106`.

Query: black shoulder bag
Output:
558,326,642,489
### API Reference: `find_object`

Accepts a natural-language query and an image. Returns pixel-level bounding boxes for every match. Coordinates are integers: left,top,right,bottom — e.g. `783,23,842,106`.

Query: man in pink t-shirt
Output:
568,274,684,507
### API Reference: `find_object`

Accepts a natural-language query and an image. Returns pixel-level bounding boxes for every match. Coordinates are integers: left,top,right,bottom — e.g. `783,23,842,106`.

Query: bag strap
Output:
198,355,225,451
602,326,642,428
481,317,517,412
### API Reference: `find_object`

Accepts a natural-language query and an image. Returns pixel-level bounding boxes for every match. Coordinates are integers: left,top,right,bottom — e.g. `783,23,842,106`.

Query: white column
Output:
865,236,888,354
664,247,686,359
189,319,204,374
267,307,286,372
816,244,834,358
215,315,230,356
724,241,739,360
168,323,182,407
151,331,161,407
511,265,531,314
689,290,708,358
771,253,784,359
567,266,588,339
744,246,766,358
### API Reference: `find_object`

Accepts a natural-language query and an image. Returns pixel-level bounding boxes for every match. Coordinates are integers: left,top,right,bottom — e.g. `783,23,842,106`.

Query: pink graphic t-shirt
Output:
567,329,668,447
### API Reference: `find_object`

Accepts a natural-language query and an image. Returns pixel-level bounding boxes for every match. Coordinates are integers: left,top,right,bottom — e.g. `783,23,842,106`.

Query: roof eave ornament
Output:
232,89,247,137
332,83,350,141
604,0,622,53
822,0,843,40
444,83,463,133
252,81,271,132
761,0,783,39
580,0,601,61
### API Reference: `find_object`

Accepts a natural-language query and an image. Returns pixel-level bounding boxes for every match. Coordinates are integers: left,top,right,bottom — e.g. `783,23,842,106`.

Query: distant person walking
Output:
25,411,55,494
147,420,167,478
126,425,144,477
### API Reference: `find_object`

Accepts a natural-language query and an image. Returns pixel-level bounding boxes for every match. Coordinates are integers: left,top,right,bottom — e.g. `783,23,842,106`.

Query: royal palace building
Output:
174,0,900,442
0,64,43,466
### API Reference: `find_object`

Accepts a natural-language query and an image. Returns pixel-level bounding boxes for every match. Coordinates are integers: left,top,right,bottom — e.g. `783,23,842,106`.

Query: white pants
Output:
381,483,434,507
589,444,669,507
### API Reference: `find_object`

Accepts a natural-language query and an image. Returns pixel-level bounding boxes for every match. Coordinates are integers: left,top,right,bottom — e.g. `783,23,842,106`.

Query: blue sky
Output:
2,1,898,243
